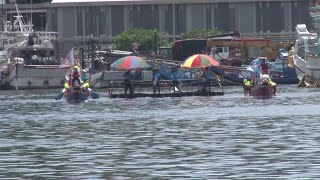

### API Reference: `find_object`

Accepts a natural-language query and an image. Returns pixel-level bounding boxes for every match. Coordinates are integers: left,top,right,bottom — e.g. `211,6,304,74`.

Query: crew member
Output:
152,68,161,94
82,82,92,97
269,79,277,95
243,78,251,96
62,82,71,97
201,66,216,92
171,66,181,92
72,66,81,86
123,69,134,94
261,59,268,74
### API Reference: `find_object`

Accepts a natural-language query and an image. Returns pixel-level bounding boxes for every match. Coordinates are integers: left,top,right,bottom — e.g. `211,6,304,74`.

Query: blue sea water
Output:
0,85,320,179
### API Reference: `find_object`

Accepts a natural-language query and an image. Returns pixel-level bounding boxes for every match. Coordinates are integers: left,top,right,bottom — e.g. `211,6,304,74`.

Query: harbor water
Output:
1,85,320,179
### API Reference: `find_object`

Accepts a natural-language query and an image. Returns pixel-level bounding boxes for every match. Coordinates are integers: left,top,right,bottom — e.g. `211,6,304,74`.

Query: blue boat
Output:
211,52,299,85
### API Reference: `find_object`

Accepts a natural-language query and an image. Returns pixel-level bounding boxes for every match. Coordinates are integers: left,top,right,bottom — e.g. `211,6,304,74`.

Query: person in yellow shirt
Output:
269,79,277,95
243,78,251,96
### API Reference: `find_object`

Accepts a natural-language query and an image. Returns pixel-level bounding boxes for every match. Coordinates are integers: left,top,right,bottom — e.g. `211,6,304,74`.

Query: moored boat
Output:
293,24,320,86
0,3,64,90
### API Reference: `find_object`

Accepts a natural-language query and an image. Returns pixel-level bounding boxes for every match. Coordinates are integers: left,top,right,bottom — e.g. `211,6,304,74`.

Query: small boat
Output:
55,80,99,102
244,74,276,99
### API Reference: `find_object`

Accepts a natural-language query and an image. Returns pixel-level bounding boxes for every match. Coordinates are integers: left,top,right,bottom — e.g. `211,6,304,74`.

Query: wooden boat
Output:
108,79,224,98
244,74,276,99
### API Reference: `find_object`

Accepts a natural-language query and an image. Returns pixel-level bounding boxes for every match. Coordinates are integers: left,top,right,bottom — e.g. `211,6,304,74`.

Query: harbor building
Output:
5,0,313,55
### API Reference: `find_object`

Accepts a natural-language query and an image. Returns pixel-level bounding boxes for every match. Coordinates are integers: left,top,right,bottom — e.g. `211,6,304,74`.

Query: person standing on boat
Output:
72,66,81,87
261,59,268,74
171,66,181,92
201,66,216,92
81,69,88,83
152,67,161,94
123,69,134,94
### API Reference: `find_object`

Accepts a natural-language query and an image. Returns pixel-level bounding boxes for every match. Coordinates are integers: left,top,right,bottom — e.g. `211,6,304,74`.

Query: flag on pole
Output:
59,48,75,68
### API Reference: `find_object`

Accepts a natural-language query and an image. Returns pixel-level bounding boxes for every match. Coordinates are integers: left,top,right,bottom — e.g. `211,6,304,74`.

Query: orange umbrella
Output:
182,54,219,68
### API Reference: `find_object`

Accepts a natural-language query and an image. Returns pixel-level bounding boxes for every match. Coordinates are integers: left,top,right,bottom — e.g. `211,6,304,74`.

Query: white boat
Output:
293,24,320,83
0,3,65,90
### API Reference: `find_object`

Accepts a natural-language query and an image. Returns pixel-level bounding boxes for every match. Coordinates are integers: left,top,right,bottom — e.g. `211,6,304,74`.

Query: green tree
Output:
180,28,223,39
113,28,169,52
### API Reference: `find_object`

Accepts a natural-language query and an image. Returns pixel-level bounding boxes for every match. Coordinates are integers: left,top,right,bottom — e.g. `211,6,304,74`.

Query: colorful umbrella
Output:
182,54,219,68
111,56,151,69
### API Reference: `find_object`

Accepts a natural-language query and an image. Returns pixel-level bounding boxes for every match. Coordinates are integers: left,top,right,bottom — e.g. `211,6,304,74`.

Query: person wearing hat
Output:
171,66,181,92
81,69,88,83
152,67,161,94
123,69,134,94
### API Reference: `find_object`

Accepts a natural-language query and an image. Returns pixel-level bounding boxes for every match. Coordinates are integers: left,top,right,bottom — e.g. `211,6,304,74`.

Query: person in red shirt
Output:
72,66,81,86
261,59,268,74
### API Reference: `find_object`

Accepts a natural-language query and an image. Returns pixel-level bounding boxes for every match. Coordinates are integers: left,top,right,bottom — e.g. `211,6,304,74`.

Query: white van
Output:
209,46,229,61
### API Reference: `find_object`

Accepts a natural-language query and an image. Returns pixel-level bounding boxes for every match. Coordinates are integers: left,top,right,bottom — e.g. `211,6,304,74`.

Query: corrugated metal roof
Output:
51,0,299,4
52,0,149,3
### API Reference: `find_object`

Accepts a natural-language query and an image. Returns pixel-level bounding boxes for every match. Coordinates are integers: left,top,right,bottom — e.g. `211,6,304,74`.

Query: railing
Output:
241,32,297,43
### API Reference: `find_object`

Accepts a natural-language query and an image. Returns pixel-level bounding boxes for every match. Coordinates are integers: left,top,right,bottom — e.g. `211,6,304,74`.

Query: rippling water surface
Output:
1,85,320,179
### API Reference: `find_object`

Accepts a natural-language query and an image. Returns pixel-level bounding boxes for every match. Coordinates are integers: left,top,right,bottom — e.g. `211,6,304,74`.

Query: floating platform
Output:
109,91,224,98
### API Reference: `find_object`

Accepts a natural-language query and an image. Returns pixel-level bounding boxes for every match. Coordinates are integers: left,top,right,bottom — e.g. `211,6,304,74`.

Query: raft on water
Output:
108,79,224,98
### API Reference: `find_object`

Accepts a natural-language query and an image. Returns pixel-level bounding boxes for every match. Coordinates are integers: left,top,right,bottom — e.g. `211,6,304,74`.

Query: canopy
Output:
182,54,219,68
111,56,151,69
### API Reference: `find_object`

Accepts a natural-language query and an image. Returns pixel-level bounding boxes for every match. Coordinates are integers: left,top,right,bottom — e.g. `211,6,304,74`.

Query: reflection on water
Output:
0,85,320,179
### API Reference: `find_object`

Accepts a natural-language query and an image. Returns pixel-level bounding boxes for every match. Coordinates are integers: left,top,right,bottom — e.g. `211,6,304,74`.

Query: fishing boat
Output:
0,3,65,90
293,24,320,85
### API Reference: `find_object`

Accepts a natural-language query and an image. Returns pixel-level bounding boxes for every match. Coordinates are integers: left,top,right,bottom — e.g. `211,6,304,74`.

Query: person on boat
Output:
243,78,251,96
201,66,216,92
152,67,161,94
123,69,134,94
261,59,268,74
171,66,181,92
269,79,277,95
62,82,71,97
82,82,92,97
72,66,81,87
81,69,88,83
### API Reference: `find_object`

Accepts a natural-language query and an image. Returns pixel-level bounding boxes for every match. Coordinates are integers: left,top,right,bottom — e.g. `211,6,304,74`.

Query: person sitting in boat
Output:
201,66,216,92
72,66,81,87
123,69,134,94
82,82,92,97
171,66,181,92
152,67,161,94
243,77,251,96
269,79,277,95
261,59,268,74
62,82,71,97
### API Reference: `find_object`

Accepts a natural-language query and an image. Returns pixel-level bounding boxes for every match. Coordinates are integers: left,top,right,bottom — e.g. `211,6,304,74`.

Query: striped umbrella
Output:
111,56,151,69
182,54,219,68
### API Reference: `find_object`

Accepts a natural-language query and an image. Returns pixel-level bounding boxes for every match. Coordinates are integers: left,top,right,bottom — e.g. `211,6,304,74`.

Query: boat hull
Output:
0,63,67,90
294,55,320,83
250,86,274,99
